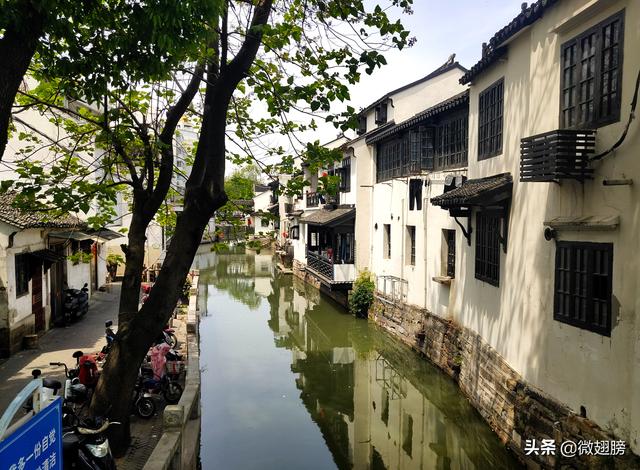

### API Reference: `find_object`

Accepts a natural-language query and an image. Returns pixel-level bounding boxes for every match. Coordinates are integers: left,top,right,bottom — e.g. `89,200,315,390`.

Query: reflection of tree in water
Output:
198,253,263,309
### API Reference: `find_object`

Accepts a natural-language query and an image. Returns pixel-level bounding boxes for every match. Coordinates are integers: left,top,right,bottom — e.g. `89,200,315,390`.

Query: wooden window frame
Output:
383,224,391,259
406,226,416,266
477,78,504,160
338,157,351,192
375,102,388,124
435,112,468,170
560,10,624,129
15,253,30,297
444,229,456,278
357,115,367,135
553,241,613,336
376,127,434,183
290,225,300,240
475,211,501,286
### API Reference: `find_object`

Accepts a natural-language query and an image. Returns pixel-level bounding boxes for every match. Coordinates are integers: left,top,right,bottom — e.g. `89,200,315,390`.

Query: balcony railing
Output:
307,251,333,280
306,192,320,207
520,129,596,182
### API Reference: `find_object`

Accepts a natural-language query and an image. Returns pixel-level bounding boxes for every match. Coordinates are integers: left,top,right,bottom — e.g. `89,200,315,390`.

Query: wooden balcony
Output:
306,192,320,207
520,129,596,182
306,251,355,285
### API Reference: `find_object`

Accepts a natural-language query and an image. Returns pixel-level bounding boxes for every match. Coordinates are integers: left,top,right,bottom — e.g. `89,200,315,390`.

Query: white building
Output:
0,192,110,357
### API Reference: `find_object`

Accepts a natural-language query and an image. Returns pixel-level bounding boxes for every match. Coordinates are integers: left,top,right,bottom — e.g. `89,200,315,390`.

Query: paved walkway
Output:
0,283,121,414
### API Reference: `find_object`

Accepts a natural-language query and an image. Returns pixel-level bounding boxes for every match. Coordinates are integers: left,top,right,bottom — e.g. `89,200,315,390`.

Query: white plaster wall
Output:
364,67,467,133
449,0,640,452
66,260,91,291
252,190,274,234
0,224,49,326
353,138,373,271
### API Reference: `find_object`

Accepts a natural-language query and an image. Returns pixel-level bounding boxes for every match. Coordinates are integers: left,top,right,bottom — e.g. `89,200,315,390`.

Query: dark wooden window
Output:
383,224,391,259
357,115,367,135
376,127,434,183
15,253,30,297
561,11,624,129
375,103,388,124
444,229,456,277
407,226,416,266
435,113,468,169
338,157,351,192
478,78,504,160
290,225,300,240
554,241,613,336
475,212,500,286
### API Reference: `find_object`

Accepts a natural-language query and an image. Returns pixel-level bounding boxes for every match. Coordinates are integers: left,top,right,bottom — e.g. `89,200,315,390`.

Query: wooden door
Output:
50,260,64,325
31,261,45,332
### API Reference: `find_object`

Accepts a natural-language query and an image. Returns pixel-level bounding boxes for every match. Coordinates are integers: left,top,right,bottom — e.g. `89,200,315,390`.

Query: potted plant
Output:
106,254,124,281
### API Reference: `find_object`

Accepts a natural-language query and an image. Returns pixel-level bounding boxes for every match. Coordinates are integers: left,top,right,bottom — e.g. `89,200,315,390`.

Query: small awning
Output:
29,249,66,263
48,231,93,241
267,204,279,215
300,207,355,227
84,228,123,241
287,210,304,218
431,173,513,208
544,215,619,232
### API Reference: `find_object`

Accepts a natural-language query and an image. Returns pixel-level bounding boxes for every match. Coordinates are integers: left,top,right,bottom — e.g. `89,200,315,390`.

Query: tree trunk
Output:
118,215,148,327
91,191,224,454
0,2,45,160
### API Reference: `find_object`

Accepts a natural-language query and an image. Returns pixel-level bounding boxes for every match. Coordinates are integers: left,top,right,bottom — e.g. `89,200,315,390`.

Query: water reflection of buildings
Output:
196,249,275,313
195,251,517,469
267,274,517,470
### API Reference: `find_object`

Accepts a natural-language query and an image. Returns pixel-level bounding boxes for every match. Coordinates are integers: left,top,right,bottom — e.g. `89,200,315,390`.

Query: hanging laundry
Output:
409,179,423,210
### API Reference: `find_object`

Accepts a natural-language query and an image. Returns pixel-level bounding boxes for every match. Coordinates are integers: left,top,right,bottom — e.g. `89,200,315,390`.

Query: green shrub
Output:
349,270,375,318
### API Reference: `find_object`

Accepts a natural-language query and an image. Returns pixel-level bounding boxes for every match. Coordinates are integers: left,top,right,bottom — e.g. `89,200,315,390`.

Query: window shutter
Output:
420,126,434,170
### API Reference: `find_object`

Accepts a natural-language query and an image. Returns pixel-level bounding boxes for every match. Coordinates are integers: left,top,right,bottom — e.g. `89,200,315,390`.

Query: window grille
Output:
475,212,500,285
478,78,504,159
561,11,624,128
554,241,613,336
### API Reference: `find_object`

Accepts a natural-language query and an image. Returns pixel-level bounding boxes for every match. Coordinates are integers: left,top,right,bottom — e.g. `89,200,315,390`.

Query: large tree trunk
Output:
91,0,272,455
118,215,148,326
0,1,46,160
91,190,225,454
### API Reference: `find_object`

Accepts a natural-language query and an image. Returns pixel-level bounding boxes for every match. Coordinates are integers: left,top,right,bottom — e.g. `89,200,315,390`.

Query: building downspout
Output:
423,181,429,312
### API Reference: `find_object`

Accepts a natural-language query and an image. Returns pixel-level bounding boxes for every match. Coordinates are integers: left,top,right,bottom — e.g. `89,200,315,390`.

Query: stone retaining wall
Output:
371,294,640,469
292,260,348,307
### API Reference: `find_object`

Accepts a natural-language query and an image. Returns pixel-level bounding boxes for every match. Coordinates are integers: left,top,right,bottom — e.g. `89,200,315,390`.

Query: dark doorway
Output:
31,261,44,332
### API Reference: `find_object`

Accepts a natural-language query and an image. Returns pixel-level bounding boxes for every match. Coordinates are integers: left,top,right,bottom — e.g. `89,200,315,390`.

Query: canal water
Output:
194,250,522,470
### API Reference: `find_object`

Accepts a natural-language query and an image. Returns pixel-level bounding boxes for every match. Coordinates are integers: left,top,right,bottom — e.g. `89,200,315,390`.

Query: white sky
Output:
234,0,530,175
316,0,528,141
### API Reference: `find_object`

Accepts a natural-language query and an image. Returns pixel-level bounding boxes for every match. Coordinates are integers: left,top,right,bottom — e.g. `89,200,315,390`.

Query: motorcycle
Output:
64,283,89,323
132,371,156,419
62,417,120,470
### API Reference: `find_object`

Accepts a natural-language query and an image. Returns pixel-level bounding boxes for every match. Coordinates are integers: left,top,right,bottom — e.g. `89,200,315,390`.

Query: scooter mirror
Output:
32,369,42,378
105,320,113,328
72,350,84,359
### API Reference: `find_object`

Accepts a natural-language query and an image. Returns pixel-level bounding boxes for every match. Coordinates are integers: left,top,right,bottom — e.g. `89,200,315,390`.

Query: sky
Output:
312,0,529,143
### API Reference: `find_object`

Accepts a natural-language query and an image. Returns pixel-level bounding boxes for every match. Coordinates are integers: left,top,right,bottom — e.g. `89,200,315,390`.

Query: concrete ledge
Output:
143,272,201,470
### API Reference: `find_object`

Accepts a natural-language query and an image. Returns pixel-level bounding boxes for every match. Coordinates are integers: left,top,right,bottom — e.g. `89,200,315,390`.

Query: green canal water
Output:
195,250,522,470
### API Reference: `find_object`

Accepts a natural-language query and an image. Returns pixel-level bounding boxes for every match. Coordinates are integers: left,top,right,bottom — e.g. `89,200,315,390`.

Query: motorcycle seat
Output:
43,378,62,391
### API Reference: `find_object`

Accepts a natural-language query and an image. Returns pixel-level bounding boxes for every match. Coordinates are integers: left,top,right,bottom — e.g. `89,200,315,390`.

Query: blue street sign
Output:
0,397,62,470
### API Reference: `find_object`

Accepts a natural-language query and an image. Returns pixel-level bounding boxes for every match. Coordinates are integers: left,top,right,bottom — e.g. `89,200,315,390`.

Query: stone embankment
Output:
142,272,201,470
370,295,640,469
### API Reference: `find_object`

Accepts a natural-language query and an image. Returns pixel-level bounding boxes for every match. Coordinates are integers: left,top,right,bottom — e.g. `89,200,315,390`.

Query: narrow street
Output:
0,284,120,413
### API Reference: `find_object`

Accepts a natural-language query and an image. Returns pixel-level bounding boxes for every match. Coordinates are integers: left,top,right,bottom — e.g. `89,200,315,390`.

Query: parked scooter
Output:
64,283,90,323
62,417,119,470
154,326,179,349
132,371,156,419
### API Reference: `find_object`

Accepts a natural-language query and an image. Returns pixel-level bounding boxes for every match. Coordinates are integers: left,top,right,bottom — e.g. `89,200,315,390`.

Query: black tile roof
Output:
0,192,87,230
431,173,513,208
460,0,560,84
366,91,469,145
300,207,355,227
